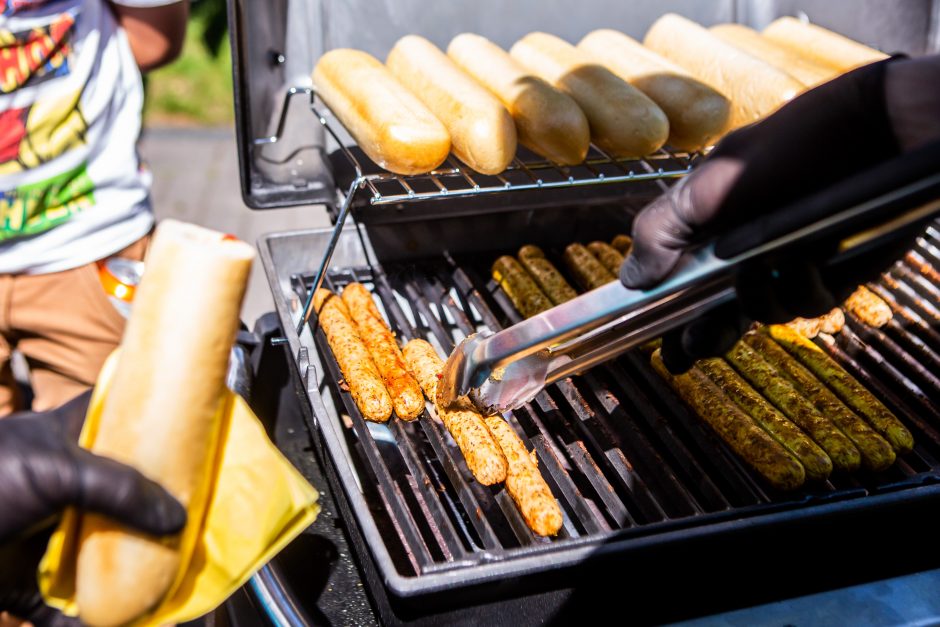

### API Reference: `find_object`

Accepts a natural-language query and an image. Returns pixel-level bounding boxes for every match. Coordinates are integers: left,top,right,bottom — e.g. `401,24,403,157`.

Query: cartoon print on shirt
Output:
0,86,88,175
0,11,74,91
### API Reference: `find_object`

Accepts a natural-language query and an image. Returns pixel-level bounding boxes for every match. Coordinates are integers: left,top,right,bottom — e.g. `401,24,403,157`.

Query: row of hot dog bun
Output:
489,239,910,491
312,14,886,176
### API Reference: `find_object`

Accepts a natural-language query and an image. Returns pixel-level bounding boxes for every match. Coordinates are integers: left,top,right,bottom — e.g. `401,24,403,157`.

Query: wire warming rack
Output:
255,87,703,336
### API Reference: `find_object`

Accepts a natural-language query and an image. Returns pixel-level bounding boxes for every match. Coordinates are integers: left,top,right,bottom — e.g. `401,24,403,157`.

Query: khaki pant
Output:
0,235,150,415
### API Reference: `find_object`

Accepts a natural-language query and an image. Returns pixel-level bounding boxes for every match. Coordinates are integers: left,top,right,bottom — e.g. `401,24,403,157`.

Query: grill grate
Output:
292,224,940,580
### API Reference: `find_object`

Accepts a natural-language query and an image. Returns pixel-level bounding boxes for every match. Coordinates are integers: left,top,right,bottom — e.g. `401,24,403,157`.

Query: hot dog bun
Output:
510,32,669,158
312,49,450,175
763,17,887,73
644,14,804,128
710,23,837,87
387,35,517,174
578,29,730,151
448,33,590,165
75,221,254,627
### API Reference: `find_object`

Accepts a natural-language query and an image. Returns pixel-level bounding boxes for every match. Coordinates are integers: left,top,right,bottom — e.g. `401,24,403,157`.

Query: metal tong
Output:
438,145,940,416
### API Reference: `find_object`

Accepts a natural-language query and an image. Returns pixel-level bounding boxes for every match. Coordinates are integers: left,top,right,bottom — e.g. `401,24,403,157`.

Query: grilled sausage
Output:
516,245,578,305
611,234,633,255
586,241,625,276
492,255,554,318
448,33,591,165
743,331,895,471
402,339,508,485
483,414,563,536
844,285,893,328
785,307,845,339
651,350,805,491
766,325,914,453
314,289,393,422
563,243,616,291
342,283,424,420
312,49,451,175
387,35,517,175
697,357,832,481
725,341,861,472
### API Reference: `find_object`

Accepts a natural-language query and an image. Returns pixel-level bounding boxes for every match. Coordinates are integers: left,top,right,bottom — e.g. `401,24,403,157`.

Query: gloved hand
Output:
0,391,186,623
621,54,940,373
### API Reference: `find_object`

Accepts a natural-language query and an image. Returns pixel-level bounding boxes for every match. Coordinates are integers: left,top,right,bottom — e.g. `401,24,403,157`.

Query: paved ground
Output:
139,126,332,326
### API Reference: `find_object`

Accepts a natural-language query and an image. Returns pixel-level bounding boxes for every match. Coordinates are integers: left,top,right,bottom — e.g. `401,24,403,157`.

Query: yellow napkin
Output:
38,351,320,624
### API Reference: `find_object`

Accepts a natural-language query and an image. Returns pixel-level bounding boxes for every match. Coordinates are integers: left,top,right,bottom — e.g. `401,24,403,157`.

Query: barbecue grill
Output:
224,1,940,624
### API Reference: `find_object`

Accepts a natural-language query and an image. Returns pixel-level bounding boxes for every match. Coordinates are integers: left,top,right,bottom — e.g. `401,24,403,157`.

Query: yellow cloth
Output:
38,351,320,624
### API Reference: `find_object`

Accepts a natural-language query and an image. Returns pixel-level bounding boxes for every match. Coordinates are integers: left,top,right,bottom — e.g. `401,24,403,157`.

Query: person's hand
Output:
620,54,940,373
0,392,186,623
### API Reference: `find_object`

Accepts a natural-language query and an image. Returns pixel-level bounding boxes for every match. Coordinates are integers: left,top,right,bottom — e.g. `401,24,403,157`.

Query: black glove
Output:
621,54,940,373
0,391,186,622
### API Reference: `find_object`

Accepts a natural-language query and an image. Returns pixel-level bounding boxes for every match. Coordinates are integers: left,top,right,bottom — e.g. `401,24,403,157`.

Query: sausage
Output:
312,49,450,175
483,414,563,536
510,32,669,158
611,234,633,255
725,341,861,472
516,245,578,305
342,283,424,420
492,255,554,318
766,325,914,453
644,14,803,128
844,285,893,328
402,339,508,485
586,241,625,276
651,350,805,491
697,357,832,481
743,331,895,471
314,289,393,422
447,33,590,165
785,307,846,339
762,17,888,73
709,23,837,87
387,35,517,175
563,243,616,291
578,29,731,151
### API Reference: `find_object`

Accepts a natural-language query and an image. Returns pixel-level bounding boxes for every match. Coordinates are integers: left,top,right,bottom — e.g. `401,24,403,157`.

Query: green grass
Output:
143,13,234,127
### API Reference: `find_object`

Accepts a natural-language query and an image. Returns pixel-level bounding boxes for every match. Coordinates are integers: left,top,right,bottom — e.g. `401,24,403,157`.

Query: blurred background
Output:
140,0,328,325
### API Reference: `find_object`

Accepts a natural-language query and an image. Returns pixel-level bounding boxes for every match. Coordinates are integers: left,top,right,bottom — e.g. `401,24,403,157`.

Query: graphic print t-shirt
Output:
0,0,173,274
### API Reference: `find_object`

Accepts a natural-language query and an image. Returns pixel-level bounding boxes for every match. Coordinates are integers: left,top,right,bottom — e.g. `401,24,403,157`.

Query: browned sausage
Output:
516,245,578,305
697,357,832,481
766,325,913,453
314,289,393,422
402,339,508,485
725,341,861,472
586,241,625,276
492,255,554,318
341,283,424,420
652,349,805,491
563,243,616,291
611,234,633,255
744,331,896,471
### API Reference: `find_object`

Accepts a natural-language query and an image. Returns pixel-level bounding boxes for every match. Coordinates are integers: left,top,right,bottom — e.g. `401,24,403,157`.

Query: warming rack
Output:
254,87,703,336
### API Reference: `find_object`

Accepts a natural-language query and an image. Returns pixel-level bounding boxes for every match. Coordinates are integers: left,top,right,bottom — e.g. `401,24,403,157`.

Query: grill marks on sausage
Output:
314,289,393,422
403,339,562,535
342,282,424,420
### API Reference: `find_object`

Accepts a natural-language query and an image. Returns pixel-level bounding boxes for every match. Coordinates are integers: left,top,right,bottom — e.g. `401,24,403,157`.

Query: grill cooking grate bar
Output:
296,225,940,578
